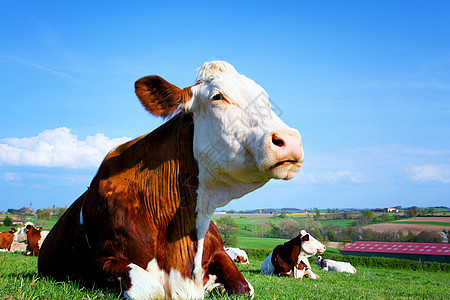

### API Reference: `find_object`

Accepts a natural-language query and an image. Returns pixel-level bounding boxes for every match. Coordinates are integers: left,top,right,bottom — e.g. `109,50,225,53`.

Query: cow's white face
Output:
182,61,303,189
13,222,33,243
135,60,303,211
300,230,326,256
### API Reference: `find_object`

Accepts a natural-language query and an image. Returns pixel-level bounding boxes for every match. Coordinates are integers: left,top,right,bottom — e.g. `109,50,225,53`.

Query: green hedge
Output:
242,248,272,261
241,248,450,272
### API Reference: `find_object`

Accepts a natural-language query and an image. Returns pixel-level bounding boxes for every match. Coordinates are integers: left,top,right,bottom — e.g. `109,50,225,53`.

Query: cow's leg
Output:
207,251,253,296
302,259,320,279
99,257,165,299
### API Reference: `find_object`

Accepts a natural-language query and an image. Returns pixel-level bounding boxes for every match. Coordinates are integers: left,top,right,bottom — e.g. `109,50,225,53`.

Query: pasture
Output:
364,216,450,235
1,252,448,299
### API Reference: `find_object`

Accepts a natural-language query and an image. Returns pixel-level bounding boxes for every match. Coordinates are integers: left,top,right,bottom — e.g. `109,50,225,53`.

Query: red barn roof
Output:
341,241,449,256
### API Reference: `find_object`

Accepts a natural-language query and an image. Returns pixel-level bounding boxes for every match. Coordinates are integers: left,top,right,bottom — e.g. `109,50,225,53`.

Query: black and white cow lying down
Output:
314,256,357,274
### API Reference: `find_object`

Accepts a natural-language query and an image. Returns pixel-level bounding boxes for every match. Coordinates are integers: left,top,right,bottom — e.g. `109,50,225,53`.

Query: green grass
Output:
231,260,450,299
237,236,289,249
1,252,449,299
391,221,450,226
0,252,118,300
0,218,58,233
319,219,355,227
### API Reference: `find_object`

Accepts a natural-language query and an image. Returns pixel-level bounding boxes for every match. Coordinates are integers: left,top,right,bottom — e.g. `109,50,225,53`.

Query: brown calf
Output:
0,228,17,251
25,225,46,256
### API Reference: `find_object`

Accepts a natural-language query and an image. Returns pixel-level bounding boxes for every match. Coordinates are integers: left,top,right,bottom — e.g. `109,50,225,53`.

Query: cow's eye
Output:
212,94,223,101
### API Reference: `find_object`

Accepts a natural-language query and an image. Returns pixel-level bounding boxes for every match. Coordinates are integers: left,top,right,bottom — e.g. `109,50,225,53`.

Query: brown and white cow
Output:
225,247,250,264
0,228,17,251
261,230,326,279
202,222,253,295
38,61,303,299
24,224,49,256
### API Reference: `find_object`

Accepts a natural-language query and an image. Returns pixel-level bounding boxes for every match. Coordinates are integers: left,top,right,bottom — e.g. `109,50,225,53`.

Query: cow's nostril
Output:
272,134,285,147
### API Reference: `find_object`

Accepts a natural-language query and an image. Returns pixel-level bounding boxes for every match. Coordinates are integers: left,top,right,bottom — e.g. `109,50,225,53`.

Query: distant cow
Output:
38,61,303,299
314,256,357,274
203,222,253,295
14,222,34,244
24,224,49,256
0,228,17,251
225,247,249,264
261,230,326,279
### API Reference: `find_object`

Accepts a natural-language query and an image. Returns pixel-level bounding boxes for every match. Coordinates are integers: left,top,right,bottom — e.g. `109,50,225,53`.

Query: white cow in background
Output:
314,256,357,274
225,247,249,264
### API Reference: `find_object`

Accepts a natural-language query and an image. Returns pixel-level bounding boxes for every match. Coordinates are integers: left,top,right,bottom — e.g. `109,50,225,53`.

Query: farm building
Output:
340,241,449,263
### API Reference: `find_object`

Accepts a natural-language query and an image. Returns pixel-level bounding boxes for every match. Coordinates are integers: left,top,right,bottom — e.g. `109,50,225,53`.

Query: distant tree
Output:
3,216,13,226
253,218,275,238
279,209,287,218
381,213,390,222
428,207,435,215
405,206,418,218
19,207,29,214
415,231,440,243
396,230,405,242
406,230,416,242
314,209,321,221
278,218,300,239
361,210,374,219
342,211,350,219
327,227,336,241
37,209,51,221
313,227,323,241
18,214,27,223
55,206,68,218
215,216,239,247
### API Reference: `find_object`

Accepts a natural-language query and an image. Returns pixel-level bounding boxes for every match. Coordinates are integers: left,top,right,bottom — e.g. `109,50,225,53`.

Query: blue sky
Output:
1,1,449,211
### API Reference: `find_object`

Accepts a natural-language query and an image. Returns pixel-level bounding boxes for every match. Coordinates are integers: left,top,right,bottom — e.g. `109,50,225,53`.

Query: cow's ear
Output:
135,76,193,118
36,227,42,231
301,234,310,242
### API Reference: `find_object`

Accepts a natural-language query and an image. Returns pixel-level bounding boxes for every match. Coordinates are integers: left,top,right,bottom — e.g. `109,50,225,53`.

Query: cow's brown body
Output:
25,225,44,256
39,113,199,289
38,61,303,298
203,222,252,295
271,234,307,277
0,228,17,251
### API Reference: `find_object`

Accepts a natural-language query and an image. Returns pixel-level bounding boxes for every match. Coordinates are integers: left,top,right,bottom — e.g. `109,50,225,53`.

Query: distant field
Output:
319,219,355,227
393,221,450,226
237,236,288,249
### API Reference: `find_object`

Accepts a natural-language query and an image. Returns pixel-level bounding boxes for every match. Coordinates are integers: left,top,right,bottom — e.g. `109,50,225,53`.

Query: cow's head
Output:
135,61,303,193
13,222,34,243
314,256,326,268
299,230,326,256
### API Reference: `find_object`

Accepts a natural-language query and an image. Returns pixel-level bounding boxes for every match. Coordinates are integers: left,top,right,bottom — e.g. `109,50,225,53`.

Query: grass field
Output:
391,221,450,226
0,218,58,232
237,236,289,249
1,252,448,299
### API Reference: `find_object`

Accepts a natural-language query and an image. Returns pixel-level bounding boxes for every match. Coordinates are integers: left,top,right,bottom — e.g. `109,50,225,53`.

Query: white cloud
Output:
409,165,450,183
0,128,131,169
3,172,21,182
321,170,368,183
291,169,368,185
